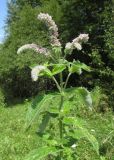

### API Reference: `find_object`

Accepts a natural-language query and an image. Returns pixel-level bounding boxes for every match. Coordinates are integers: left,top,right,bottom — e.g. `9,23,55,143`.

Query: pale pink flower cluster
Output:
31,65,46,81
65,34,89,51
17,43,50,56
38,13,61,47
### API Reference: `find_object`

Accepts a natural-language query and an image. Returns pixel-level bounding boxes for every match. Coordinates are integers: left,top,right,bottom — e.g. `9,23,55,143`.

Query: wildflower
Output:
65,34,89,52
65,42,73,50
31,65,46,81
73,42,82,50
38,13,61,47
17,43,50,56
77,34,89,43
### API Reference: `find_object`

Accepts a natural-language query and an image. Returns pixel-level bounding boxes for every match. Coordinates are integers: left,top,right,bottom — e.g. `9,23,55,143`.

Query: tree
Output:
58,0,114,92
0,0,63,100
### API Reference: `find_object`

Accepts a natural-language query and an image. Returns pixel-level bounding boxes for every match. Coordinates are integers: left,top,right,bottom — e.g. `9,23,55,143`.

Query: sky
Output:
0,0,7,43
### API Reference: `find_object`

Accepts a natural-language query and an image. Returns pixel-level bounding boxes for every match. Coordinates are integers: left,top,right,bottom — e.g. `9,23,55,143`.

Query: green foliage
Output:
26,87,92,129
65,87,92,108
0,87,5,107
0,0,63,100
26,93,57,129
24,146,62,160
68,60,91,75
91,86,103,109
91,86,109,112
0,0,113,159
63,117,99,155
51,64,66,75
16,9,104,159
0,100,113,159
59,0,114,97
1,0,114,104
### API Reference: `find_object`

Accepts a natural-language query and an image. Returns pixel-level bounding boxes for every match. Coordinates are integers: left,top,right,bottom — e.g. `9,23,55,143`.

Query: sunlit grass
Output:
0,101,114,160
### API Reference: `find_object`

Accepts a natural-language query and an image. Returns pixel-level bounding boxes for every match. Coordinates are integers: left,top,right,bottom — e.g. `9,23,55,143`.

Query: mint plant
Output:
17,13,104,160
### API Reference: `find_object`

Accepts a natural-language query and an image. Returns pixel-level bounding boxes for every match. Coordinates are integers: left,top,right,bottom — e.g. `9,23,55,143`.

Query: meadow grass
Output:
0,100,114,160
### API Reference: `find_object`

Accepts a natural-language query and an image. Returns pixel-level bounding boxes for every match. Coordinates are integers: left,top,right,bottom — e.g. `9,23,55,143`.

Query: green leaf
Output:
69,129,85,139
100,156,106,160
24,146,62,160
26,94,56,129
65,87,92,108
76,87,92,107
63,117,99,155
38,112,51,134
40,68,53,77
76,62,91,72
62,100,73,114
52,64,66,75
69,63,82,75
69,61,91,75
63,117,85,126
59,59,68,64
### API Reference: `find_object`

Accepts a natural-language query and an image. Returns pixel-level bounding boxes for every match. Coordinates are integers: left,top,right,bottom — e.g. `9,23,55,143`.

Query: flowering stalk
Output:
17,12,97,160
38,13,61,47
64,73,71,89
65,34,89,55
17,43,50,56
31,65,46,81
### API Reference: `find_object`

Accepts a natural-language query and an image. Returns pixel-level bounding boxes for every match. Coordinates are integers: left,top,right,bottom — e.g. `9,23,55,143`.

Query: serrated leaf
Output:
73,60,91,72
76,87,92,107
38,112,51,134
52,64,66,75
64,87,92,108
40,68,53,77
63,117,99,155
69,64,82,75
26,94,56,129
69,61,91,74
24,146,62,160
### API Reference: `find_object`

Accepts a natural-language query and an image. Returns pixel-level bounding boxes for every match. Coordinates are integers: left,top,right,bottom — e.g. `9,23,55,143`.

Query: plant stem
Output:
64,73,71,89
60,72,63,90
59,72,64,159
59,95,64,159
53,71,64,159
52,76,61,92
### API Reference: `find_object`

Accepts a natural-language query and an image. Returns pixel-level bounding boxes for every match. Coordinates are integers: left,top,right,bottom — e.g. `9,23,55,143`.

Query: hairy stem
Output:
59,72,64,159
59,95,64,159
64,73,71,89
52,76,61,92
60,72,63,90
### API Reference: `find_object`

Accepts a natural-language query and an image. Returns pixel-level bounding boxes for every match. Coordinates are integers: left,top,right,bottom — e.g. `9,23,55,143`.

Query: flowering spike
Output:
31,65,46,81
65,34,89,52
73,34,89,44
38,13,61,47
17,43,50,56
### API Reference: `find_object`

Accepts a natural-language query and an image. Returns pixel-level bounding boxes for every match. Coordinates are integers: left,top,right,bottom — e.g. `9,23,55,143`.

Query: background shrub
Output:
0,87,5,107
